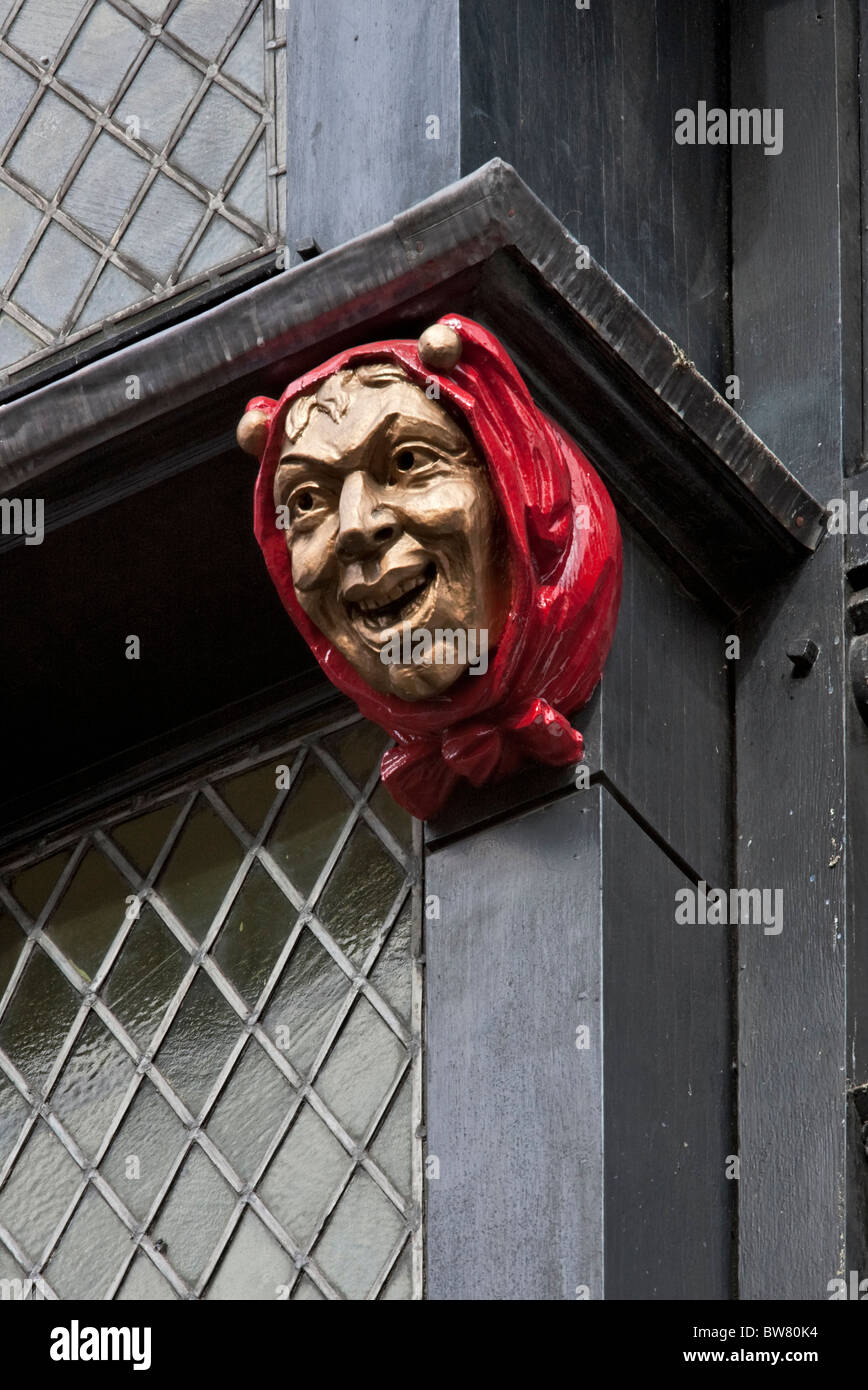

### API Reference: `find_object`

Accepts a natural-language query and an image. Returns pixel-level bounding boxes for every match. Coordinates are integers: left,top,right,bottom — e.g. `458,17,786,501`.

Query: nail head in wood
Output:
786,638,819,675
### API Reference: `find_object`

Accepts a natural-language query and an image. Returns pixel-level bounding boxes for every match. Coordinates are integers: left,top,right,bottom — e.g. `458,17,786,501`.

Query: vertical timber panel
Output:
731,0,858,1298
861,0,868,469
425,792,604,1300
598,525,731,888
846,529,868,1274
286,0,460,254
459,0,731,387
602,792,733,1299
848,3,868,1278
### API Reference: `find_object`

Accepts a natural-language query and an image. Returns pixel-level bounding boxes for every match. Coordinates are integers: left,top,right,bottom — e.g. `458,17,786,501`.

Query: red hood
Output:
251,314,622,818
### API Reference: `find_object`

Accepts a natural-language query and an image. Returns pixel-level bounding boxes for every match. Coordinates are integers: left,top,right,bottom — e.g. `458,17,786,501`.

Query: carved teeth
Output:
356,573,426,613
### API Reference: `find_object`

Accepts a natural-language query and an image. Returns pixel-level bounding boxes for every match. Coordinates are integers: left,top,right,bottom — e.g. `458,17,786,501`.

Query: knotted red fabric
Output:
251,314,622,819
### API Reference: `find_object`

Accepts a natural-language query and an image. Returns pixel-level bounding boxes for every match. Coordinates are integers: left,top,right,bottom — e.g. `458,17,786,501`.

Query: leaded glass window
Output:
0,715,423,1300
0,0,286,386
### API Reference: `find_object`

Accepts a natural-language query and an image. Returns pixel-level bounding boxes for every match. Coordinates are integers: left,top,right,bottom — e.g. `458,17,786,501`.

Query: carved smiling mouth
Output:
346,562,437,635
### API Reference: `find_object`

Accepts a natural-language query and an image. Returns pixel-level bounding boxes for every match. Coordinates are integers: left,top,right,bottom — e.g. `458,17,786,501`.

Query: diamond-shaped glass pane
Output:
0,313,41,363
44,845,130,982
154,970,240,1115
109,800,181,879
8,848,69,921
62,132,149,242
154,797,243,943
317,820,405,966
215,761,277,836
7,0,84,66
370,780,414,851
368,899,414,1027
258,1102,351,1249
315,996,406,1142
7,90,91,199
0,912,25,1000
0,947,80,1091
324,722,390,790
0,1241,29,1293
262,926,351,1077
226,136,267,227
313,1169,405,1300
0,1120,81,1263
101,1080,187,1222
369,1072,413,1196
0,183,41,288
117,173,204,283
126,0,167,18
266,757,351,899
74,261,145,329
0,1070,29,1169
211,861,295,1005
221,7,264,96
44,1186,130,1298
205,1207,292,1300
149,1146,236,1286
50,1012,135,1159
0,54,38,150
102,904,189,1048
173,85,259,192
182,216,256,279
166,0,250,61
116,1251,179,1300
12,220,99,332
57,2,144,111
380,1245,413,1300
206,1041,294,1181
119,43,201,152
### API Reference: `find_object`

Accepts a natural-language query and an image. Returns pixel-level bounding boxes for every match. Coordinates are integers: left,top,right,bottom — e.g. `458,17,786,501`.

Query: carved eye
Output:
294,490,314,512
396,450,415,472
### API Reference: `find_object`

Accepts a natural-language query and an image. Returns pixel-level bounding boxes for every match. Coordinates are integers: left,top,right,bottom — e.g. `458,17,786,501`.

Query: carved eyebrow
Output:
276,455,339,473
274,459,344,503
273,457,339,507
384,414,471,453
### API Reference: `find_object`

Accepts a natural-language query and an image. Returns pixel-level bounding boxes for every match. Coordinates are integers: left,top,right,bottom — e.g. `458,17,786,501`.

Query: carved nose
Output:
336,471,397,558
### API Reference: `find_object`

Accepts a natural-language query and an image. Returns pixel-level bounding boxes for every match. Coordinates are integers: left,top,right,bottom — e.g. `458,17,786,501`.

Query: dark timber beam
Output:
731,0,858,1300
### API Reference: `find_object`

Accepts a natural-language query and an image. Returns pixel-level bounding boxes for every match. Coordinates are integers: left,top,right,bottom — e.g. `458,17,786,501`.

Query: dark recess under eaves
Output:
0,449,321,837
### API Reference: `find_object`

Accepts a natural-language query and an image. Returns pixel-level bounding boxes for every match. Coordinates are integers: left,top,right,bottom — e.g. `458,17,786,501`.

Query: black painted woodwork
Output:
731,0,858,1299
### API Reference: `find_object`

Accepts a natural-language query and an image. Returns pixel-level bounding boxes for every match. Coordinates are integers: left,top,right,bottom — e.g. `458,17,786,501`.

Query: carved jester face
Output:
273,364,507,699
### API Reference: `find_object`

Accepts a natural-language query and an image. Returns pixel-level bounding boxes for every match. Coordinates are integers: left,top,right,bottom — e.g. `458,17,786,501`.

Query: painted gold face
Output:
274,365,506,699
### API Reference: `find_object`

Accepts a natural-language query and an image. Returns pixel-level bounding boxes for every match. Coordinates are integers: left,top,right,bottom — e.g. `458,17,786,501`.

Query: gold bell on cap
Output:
417,323,462,372
236,406,272,457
